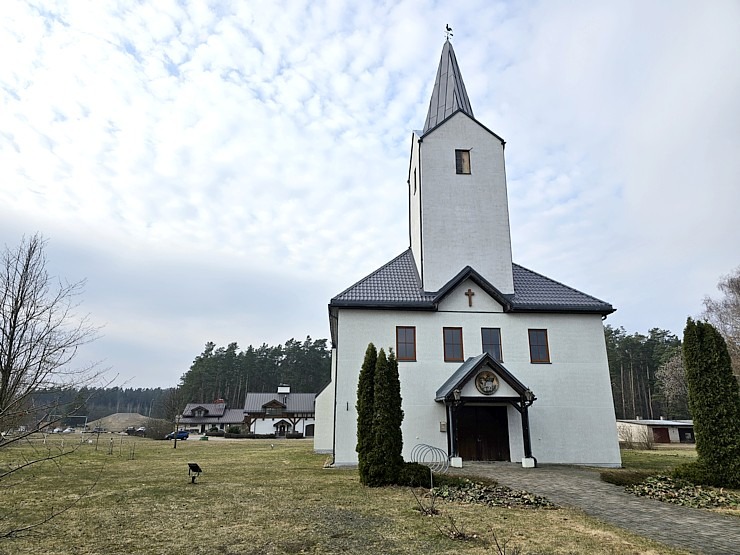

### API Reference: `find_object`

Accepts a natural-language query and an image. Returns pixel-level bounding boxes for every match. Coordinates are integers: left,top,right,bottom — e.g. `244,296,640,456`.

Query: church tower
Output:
408,40,514,294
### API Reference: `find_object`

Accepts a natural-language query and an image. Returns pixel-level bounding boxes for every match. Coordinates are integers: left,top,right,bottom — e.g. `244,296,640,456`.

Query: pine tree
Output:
676,318,740,487
365,348,404,486
356,343,377,485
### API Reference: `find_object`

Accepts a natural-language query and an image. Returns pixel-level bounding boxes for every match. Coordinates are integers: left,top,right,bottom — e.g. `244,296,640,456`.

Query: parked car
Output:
62,427,75,434
165,430,189,440
52,427,63,433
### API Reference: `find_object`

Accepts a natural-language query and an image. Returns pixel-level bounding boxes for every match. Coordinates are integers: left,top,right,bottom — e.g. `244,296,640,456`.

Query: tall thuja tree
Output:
676,318,740,487
365,349,404,487
356,343,377,484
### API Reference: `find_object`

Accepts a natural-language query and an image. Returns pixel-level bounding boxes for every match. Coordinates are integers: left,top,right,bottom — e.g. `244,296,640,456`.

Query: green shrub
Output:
672,460,740,488
396,462,431,487
600,469,653,487
682,319,740,488
227,426,241,434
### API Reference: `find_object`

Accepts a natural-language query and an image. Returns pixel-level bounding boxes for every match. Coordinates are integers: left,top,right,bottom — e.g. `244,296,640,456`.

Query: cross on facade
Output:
465,288,475,307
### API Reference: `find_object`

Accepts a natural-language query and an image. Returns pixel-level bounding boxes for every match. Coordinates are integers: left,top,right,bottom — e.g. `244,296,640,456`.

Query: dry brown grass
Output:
0,436,689,555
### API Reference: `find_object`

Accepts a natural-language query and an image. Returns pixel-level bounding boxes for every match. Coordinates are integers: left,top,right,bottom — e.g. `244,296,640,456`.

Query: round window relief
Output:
475,370,499,395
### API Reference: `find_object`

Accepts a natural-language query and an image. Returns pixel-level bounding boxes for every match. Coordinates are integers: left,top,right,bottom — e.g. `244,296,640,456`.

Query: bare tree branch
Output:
0,234,104,432
702,266,740,378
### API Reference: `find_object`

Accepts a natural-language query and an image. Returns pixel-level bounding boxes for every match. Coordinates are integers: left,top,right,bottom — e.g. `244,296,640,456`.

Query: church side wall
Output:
332,306,620,467
313,347,337,453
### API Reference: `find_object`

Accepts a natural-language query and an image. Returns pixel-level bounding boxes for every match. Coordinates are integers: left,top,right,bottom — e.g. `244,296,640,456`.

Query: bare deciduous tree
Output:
656,350,690,418
0,233,102,439
0,234,105,538
702,266,740,378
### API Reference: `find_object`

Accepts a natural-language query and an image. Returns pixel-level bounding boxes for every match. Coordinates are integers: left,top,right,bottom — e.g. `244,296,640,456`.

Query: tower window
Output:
455,150,471,174
443,327,464,362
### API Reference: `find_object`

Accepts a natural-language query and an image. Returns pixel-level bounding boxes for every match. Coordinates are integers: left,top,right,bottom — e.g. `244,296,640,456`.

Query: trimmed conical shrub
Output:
356,343,377,485
365,348,404,486
674,318,740,487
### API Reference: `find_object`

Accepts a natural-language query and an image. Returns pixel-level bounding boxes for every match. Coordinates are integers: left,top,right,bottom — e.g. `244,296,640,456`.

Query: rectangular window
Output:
482,328,502,361
396,326,416,361
455,149,471,174
528,329,550,363
443,327,464,362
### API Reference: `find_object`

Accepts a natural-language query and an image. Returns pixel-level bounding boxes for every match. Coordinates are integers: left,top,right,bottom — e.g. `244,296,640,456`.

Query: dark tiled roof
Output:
424,40,474,133
243,393,316,414
330,249,613,315
331,250,435,307
179,408,243,424
182,402,227,417
510,264,614,313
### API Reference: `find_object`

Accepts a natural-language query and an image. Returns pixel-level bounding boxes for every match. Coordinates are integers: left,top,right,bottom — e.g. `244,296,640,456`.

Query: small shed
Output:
617,419,694,445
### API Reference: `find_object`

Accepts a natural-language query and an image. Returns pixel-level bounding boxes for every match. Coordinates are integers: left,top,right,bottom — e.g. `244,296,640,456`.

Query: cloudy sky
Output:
2,1,738,388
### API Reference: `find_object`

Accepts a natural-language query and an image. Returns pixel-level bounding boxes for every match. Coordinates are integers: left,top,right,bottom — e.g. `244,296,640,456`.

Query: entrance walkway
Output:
455,463,740,555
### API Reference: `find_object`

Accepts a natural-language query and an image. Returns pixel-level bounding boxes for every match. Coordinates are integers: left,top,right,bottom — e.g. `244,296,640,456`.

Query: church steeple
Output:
423,39,474,133
409,38,514,294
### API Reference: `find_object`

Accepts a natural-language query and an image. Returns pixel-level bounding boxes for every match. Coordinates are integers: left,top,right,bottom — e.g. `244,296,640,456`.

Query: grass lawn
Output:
0,436,689,555
620,445,698,474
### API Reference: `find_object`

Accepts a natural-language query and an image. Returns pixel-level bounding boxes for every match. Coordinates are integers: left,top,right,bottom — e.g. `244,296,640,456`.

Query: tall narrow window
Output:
443,327,464,362
455,149,471,174
482,328,502,362
528,329,550,363
396,326,416,361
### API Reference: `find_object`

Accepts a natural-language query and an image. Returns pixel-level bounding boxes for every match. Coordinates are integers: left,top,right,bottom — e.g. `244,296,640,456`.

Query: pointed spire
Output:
423,39,474,133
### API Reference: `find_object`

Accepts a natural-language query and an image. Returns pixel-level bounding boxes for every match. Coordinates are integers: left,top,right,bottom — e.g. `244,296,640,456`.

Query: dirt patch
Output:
86,413,148,432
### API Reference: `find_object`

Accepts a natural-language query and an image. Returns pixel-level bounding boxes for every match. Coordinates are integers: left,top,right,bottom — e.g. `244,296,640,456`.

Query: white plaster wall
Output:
418,113,514,293
332,303,621,467
313,349,337,453
251,417,315,435
438,278,504,312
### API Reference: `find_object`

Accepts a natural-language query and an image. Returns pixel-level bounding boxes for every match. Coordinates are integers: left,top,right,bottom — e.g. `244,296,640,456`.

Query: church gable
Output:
435,353,536,403
459,367,521,399
436,277,505,313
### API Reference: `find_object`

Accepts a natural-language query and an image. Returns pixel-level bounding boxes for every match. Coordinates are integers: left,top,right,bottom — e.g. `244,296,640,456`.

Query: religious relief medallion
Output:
475,370,499,395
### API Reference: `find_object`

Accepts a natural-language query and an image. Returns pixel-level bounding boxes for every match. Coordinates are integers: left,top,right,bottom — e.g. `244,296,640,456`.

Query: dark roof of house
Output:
330,249,614,315
424,40,474,133
244,393,316,413
182,402,227,417
179,408,243,424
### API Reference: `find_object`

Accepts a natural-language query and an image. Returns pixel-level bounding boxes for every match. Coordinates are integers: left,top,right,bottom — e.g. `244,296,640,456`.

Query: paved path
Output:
453,463,740,555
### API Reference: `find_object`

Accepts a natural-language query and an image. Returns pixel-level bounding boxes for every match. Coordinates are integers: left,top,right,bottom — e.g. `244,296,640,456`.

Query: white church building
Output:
314,40,621,468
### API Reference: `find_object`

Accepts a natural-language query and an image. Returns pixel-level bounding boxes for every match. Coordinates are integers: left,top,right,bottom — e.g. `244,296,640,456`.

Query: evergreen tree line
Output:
178,336,331,406
604,325,688,420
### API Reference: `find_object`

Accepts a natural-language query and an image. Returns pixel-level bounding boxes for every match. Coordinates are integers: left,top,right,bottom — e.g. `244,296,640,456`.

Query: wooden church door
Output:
457,406,510,461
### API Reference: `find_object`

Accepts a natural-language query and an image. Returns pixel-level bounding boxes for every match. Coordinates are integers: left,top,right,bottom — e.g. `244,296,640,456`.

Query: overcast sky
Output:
2,1,738,388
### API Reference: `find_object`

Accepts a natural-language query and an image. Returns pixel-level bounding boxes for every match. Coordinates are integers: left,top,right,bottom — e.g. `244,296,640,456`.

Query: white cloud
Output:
1,0,738,386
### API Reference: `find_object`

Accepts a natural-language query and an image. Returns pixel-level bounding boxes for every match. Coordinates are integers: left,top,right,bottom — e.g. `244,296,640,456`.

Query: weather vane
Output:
445,24,453,40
